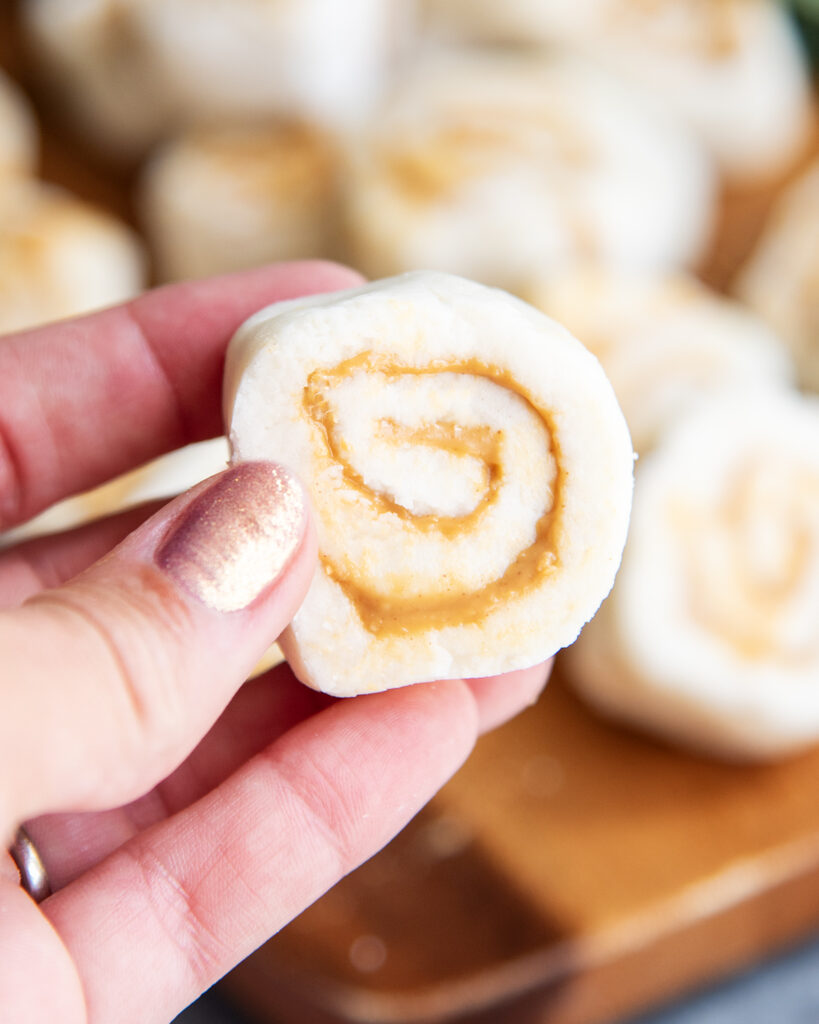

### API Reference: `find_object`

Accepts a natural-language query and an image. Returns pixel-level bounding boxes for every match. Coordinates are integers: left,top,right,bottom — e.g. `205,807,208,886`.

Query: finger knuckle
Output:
261,748,358,878
29,577,194,795
127,842,226,990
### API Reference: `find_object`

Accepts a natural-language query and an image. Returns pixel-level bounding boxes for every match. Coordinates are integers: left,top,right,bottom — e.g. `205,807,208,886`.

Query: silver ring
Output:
9,827,51,903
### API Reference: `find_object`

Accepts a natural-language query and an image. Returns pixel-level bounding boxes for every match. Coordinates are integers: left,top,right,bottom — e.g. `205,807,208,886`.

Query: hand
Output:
0,262,551,1024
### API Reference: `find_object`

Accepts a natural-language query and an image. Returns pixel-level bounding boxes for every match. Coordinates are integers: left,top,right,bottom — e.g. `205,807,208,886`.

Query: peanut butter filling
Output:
303,354,563,636
189,122,337,201
682,461,819,662
382,102,598,261
606,0,741,58
386,106,593,203
610,0,742,59
798,262,819,355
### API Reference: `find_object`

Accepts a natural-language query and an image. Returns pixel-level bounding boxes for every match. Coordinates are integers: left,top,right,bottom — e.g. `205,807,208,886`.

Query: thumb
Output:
0,461,315,835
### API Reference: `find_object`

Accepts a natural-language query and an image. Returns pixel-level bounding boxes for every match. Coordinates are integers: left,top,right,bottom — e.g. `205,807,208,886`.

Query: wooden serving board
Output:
222,666,819,1024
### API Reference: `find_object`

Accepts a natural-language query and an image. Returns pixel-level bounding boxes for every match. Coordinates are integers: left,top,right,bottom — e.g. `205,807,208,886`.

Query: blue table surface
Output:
174,930,819,1024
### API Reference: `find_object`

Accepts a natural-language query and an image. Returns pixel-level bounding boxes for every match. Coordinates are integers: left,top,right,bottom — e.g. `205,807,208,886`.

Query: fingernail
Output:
157,462,306,612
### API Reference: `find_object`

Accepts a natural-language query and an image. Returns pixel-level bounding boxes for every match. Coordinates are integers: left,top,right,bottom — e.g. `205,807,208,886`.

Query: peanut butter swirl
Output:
302,354,563,636
610,0,743,59
383,100,599,261
682,459,819,664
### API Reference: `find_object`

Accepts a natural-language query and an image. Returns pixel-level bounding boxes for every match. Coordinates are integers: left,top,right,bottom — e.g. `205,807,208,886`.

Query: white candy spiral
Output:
569,390,819,759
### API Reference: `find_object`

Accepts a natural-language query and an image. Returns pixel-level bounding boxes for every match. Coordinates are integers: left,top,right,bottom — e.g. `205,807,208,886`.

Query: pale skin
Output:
0,261,551,1024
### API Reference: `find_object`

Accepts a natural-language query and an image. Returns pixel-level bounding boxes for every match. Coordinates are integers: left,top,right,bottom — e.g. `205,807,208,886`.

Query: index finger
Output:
0,261,363,531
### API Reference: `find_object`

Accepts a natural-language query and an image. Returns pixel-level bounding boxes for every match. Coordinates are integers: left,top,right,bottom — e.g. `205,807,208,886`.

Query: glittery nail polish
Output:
157,462,306,612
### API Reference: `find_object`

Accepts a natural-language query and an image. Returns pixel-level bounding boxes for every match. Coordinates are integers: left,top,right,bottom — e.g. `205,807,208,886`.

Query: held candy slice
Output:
224,272,634,696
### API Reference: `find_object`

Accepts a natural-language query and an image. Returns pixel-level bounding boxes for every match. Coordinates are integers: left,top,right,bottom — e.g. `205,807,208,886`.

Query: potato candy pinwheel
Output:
0,69,37,180
225,272,634,696
343,52,715,291
25,0,409,155
140,122,340,283
528,267,793,454
736,159,819,394
0,179,144,336
567,392,819,760
422,0,813,183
